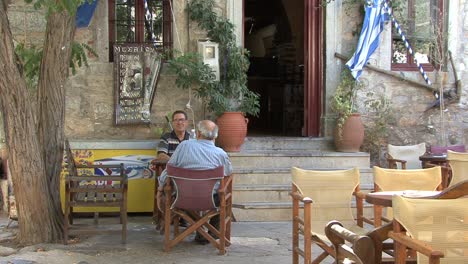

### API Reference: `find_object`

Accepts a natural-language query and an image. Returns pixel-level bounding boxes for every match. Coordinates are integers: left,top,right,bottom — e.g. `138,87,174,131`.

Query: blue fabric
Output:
76,0,98,28
158,139,233,187
346,0,388,80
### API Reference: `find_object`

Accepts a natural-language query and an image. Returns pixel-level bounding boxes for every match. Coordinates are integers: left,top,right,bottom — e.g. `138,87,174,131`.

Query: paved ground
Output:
0,213,334,264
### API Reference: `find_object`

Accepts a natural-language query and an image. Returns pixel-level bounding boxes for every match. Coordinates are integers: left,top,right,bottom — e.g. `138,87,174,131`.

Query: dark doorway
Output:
244,0,304,136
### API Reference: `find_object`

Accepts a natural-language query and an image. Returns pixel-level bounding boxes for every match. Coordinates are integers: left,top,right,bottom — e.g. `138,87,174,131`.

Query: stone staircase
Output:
229,137,372,221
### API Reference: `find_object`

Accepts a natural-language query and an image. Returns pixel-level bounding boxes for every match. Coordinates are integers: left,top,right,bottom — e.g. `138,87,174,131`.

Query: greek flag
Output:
346,0,388,80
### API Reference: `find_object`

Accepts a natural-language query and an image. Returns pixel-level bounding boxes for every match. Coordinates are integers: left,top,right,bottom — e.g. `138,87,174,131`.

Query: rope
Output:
383,0,432,86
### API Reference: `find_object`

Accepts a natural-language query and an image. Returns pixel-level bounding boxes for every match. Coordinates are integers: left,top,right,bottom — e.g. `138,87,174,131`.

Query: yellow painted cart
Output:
61,140,157,213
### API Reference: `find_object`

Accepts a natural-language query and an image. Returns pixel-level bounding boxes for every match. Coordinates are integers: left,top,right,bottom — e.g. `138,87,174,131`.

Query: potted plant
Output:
330,69,365,152
168,0,260,152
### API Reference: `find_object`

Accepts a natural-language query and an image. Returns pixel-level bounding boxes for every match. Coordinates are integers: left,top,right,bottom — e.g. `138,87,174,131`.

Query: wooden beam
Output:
334,52,436,92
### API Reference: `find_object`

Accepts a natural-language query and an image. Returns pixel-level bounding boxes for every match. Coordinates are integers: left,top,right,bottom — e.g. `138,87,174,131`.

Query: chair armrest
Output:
289,191,313,204
354,191,366,199
388,231,444,260
325,220,375,264
218,174,233,194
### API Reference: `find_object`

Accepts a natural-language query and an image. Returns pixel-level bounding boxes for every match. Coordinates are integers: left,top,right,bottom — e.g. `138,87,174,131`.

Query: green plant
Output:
15,41,97,89
330,69,363,137
361,93,394,165
167,0,259,117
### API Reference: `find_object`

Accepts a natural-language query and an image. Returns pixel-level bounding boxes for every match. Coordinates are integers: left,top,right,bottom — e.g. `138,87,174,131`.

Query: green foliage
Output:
15,43,42,89
361,93,394,165
14,41,98,89
168,0,260,117
70,42,98,75
330,69,363,136
26,0,90,17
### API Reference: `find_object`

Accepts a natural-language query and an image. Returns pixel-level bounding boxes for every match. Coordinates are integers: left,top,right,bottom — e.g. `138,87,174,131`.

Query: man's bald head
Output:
197,120,219,140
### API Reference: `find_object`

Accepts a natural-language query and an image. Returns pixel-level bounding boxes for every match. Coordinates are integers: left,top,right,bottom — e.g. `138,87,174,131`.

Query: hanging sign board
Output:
113,44,161,125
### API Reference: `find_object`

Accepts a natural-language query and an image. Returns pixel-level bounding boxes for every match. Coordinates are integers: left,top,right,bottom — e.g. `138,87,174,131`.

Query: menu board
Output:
113,44,161,125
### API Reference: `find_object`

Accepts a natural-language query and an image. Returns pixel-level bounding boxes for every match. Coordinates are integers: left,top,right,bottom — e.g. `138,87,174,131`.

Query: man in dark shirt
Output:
156,110,190,161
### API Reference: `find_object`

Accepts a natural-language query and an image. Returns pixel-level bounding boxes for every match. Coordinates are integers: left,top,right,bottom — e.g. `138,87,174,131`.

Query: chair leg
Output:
94,212,99,225
64,205,70,245
121,208,127,244
164,207,172,252
292,198,299,264
219,209,226,255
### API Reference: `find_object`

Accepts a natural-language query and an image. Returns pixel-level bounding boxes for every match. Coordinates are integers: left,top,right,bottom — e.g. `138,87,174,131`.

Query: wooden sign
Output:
113,44,161,125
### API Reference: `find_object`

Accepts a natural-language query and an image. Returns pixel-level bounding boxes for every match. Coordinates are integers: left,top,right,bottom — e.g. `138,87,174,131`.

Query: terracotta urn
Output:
216,112,249,152
334,113,364,152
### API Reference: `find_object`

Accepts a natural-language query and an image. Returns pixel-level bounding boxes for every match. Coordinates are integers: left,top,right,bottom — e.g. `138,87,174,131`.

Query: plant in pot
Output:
330,69,365,152
361,92,394,165
168,0,260,152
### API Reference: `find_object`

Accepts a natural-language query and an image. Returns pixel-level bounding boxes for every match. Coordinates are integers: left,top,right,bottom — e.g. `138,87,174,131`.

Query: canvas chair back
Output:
447,150,468,187
374,166,441,192
393,195,468,264
431,145,465,155
388,143,426,169
291,167,360,233
166,164,224,211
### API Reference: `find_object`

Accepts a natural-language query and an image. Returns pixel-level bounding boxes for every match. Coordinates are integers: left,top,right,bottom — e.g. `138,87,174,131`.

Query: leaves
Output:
14,41,97,88
15,43,42,90
168,0,259,117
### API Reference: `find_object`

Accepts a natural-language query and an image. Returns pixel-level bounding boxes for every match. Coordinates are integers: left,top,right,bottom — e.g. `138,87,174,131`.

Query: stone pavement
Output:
0,214,334,264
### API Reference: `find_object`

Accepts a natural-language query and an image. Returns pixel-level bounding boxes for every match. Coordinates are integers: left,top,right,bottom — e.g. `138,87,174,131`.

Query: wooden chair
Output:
151,159,167,231
63,139,128,244
389,180,468,264
291,167,370,264
163,164,233,255
447,150,468,187
325,220,375,264
372,166,442,227
386,143,426,169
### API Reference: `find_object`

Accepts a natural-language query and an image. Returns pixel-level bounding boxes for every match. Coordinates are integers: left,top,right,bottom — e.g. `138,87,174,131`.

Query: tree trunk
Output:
36,8,76,241
0,2,75,244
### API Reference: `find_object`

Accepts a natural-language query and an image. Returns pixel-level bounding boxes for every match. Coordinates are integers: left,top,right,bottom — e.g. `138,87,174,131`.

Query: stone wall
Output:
5,0,219,141
326,1,468,156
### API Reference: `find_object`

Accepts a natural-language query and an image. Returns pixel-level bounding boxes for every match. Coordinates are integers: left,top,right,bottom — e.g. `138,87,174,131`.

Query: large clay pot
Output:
216,112,249,152
334,113,364,152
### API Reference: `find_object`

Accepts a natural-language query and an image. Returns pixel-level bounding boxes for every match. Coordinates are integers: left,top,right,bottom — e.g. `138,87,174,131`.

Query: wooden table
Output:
419,153,447,167
366,191,442,207
419,154,452,188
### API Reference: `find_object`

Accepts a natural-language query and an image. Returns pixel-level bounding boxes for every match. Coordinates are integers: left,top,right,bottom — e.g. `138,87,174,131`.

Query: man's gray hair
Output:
197,121,219,140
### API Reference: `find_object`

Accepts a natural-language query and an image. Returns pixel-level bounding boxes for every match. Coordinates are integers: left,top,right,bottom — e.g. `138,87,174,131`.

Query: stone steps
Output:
229,137,371,221
240,136,334,151
229,151,370,170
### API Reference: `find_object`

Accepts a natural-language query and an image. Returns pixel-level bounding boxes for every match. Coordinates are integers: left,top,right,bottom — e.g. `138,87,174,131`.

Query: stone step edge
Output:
233,183,374,191
244,136,333,141
229,151,369,157
233,201,374,210
233,167,373,174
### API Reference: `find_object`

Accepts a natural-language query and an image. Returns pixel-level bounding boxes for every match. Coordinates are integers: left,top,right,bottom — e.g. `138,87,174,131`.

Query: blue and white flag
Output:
346,0,388,80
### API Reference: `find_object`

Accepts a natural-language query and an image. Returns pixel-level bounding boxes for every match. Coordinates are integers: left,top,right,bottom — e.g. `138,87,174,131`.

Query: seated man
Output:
157,120,232,244
156,110,190,161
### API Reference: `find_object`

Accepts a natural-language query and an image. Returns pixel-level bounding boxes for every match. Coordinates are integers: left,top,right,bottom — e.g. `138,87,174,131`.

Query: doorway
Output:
244,0,305,136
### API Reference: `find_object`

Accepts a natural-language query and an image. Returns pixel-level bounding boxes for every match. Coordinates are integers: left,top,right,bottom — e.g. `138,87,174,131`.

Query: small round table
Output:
419,154,451,188
419,153,447,168
366,191,442,208
365,192,395,207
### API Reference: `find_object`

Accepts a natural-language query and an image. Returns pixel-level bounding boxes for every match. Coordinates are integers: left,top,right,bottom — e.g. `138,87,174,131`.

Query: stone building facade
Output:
2,0,468,153
325,1,468,151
